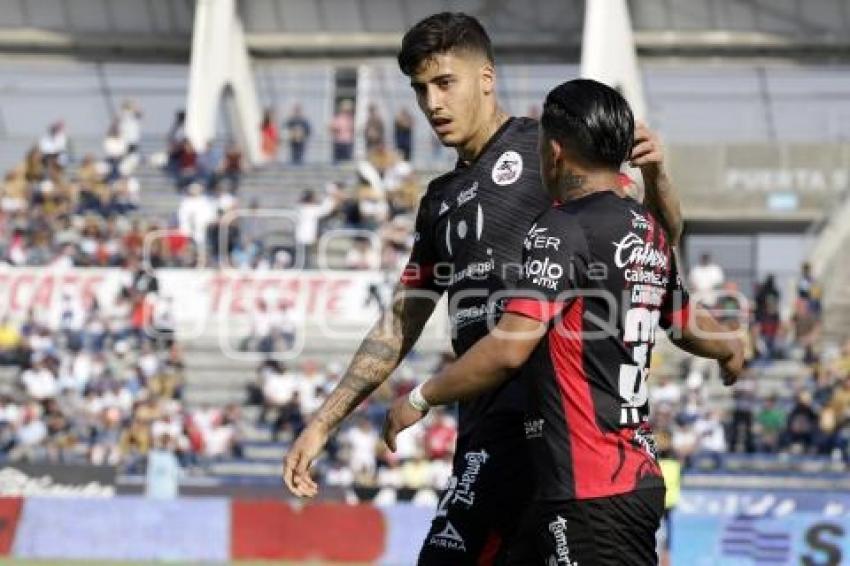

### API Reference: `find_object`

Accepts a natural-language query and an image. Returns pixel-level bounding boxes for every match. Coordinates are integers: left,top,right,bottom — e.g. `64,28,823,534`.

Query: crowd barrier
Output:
0,489,846,563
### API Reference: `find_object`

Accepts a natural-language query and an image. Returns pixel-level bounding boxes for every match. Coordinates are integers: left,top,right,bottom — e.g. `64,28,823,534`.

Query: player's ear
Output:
480,62,495,95
548,138,564,165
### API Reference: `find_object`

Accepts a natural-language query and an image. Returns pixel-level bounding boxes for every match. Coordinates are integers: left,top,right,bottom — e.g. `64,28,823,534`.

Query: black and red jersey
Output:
505,191,690,501
400,117,551,437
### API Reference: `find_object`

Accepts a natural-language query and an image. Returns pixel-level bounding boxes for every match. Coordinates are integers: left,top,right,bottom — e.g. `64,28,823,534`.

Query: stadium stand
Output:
0,0,846,504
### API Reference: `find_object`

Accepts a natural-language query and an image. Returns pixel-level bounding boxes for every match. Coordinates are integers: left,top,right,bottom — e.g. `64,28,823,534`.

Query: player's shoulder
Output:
528,204,590,252
422,169,460,200
508,116,540,138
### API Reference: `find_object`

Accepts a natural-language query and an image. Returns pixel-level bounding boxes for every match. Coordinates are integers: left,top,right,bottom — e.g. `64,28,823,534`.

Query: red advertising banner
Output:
0,498,23,555
231,500,385,562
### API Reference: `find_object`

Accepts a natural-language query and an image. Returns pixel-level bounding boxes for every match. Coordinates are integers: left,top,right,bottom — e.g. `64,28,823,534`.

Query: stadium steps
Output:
241,441,286,461
135,162,361,221
209,460,281,477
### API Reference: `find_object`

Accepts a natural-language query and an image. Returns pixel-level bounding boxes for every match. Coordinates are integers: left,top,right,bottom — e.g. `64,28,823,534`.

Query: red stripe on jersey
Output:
505,298,566,324
549,298,660,500
476,531,502,566
399,263,435,288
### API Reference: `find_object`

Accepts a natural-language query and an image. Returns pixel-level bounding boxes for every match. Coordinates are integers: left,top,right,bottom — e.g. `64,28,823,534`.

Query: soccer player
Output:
284,13,683,564
382,79,744,565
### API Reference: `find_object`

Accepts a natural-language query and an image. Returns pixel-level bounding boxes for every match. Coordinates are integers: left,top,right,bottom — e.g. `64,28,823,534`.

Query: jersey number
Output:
618,307,660,425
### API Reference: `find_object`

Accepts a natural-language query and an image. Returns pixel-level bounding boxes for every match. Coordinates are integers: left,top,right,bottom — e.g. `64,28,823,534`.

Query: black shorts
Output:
418,415,534,566
506,488,665,566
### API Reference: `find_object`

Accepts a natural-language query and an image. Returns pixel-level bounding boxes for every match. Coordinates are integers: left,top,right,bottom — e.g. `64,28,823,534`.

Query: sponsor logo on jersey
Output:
525,223,561,251
524,256,564,290
630,284,665,307
625,269,668,286
429,520,467,552
439,201,451,216
492,150,523,185
630,210,650,230
451,300,503,329
632,425,658,461
613,233,668,270
457,182,478,207
450,449,488,508
525,418,544,439
447,259,495,285
457,219,468,240
548,515,578,565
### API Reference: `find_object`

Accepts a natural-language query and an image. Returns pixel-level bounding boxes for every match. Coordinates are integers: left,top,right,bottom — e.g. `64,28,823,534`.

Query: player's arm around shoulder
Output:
383,311,546,451
631,122,683,246
667,305,745,387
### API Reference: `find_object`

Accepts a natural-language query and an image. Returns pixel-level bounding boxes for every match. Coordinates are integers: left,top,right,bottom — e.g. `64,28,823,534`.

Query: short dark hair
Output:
541,79,634,170
398,12,494,76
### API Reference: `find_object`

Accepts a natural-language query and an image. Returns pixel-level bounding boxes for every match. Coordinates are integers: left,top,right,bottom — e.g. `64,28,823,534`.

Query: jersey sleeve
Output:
399,194,444,294
660,250,691,330
505,210,589,323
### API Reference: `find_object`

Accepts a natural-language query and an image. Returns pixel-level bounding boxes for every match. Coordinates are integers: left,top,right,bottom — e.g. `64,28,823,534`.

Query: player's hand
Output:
720,337,745,386
630,121,666,176
283,423,327,498
382,396,428,452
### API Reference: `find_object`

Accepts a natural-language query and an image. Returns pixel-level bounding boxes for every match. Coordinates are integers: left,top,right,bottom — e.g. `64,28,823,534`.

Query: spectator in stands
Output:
10,403,48,461
792,297,821,364
270,299,297,352
103,121,128,183
782,390,818,453
393,108,414,161
296,360,327,418
121,414,153,473
424,409,456,460
176,139,199,189
0,317,23,366
355,182,389,231
260,109,280,162
755,394,786,452
295,188,338,267
828,375,850,428
754,274,782,360
206,209,240,268
688,252,725,305
220,142,245,193
330,99,355,163
146,433,181,498
39,121,70,169
285,104,311,165
343,416,379,485
196,143,222,190
243,298,275,353
178,183,216,251
119,100,142,156
729,372,756,453
166,110,187,173
650,373,683,413
24,146,45,183
2,164,29,213
21,353,58,402
364,104,386,152
344,235,380,270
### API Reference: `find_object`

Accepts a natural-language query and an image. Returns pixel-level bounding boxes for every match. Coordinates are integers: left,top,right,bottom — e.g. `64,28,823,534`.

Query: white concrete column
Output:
186,0,264,164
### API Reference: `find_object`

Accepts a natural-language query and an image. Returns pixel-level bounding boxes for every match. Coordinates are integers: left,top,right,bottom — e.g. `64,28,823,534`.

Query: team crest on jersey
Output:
630,210,650,230
492,150,523,185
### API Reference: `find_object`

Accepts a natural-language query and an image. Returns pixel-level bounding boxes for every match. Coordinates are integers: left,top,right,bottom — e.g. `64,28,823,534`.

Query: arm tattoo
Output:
311,287,436,433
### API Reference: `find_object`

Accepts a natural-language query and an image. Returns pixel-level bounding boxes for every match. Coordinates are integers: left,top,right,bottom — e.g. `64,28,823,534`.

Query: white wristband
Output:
407,384,431,413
